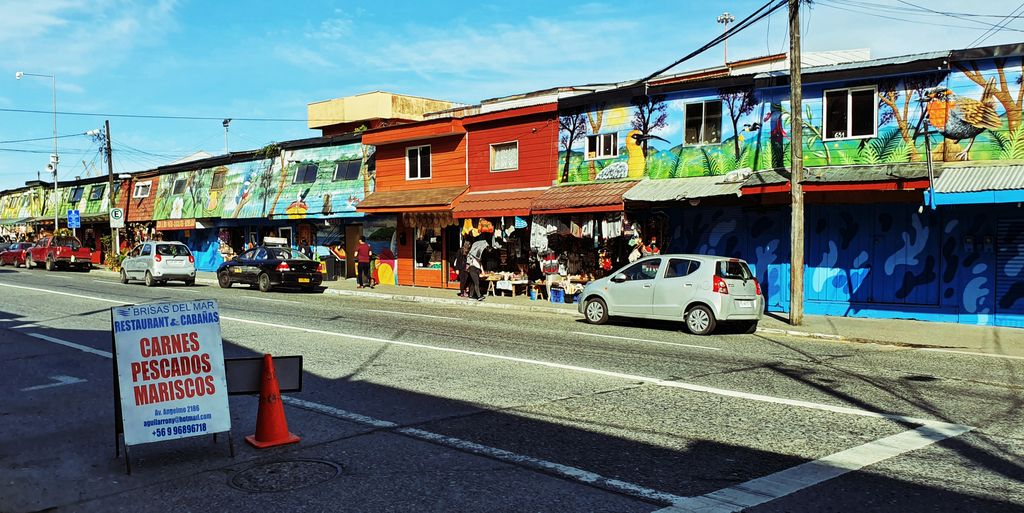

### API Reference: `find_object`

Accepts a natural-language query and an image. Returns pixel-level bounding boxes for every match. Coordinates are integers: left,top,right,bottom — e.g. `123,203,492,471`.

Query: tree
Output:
586,102,606,180
719,86,757,158
559,107,587,183
877,74,944,162
631,95,668,155
185,169,209,217
955,58,1023,131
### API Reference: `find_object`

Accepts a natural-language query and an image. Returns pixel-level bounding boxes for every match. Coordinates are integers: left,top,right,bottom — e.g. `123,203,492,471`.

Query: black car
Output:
216,246,323,292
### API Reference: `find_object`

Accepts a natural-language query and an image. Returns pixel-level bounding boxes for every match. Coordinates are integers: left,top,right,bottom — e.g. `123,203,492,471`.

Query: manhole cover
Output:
230,459,342,493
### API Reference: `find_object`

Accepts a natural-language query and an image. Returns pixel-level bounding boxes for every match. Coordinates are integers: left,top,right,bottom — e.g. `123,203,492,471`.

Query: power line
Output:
817,0,1024,32
841,0,1024,19
0,107,320,123
0,133,89,144
970,2,1024,47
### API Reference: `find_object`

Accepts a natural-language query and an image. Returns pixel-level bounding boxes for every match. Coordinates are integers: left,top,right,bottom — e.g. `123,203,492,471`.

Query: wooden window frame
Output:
489,141,519,172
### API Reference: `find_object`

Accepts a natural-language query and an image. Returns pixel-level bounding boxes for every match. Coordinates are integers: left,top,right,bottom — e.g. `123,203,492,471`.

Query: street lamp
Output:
16,71,59,231
716,12,736,66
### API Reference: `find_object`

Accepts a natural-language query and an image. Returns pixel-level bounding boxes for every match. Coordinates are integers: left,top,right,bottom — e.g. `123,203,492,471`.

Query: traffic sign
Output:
67,209,81,229
109,208,125,228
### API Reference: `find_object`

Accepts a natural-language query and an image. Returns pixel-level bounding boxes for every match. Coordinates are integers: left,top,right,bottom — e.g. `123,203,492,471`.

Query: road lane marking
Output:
366,309,462,321
654,422,973,513
21,374,87,392
92,280,121,285
23,332,113,358
244,296,301,304
920,348,1024,361
284,396,686,505
572,331,721,351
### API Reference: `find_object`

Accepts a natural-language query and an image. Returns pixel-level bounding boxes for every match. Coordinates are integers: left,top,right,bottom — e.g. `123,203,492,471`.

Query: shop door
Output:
996,219,1024,327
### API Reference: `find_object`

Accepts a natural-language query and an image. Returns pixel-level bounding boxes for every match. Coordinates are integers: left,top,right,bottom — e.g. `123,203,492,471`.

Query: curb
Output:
754,326,845,342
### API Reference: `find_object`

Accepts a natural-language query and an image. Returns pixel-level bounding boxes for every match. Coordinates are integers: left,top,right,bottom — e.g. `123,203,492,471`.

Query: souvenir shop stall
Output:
457,216,533,297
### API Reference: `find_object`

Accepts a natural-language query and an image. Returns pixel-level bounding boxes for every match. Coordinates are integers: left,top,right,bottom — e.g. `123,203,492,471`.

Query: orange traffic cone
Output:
245,354,301,449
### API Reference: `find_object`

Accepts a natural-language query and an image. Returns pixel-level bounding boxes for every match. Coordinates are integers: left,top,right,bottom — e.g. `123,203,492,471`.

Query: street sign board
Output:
111,300,231,446
67,209,80,229
109,208,125,229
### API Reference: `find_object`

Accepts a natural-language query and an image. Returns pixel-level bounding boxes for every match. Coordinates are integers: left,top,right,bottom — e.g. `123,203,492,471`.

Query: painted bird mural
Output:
285,188,311,219
926,78,1002,161
594,129,669,180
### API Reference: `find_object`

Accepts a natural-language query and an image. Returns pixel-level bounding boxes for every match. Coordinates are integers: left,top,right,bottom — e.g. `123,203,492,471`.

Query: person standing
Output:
453,242,470,297
466,251,484,301
299,239,314,259
355,236,373,289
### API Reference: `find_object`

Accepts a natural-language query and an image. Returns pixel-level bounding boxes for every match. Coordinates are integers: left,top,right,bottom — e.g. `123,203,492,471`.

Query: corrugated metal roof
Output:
934,164,1024,193
742,164,931,188
452,189,546,218
531,181,638,212
754,50,950,80
357,186,467,211
623,176,744,202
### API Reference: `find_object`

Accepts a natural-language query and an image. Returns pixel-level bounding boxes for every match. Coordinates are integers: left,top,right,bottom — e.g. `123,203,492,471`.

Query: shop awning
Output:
741,164,932,194
930,164,1024,205
356,186,467,213
80,213,109,224
452,188,546,219
0,217,32,226
623,176,743,203
530,181,638,214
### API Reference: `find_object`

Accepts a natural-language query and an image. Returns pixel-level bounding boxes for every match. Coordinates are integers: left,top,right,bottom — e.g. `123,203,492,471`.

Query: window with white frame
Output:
406,145,431,179
823,86,877,140
490,141,518,171
171,178,187,195
333,159,361,181
293,162,319,184
684,101,723,145
585,133,618,160
89,184,105,201
133,181,152,199
68,186,85,202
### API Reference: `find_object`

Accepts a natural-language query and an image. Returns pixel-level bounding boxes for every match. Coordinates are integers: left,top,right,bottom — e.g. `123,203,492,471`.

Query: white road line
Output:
21,374,87,392
654,423,973,513
920,348,1024,361
572,331,721,351
366,309,462,321
244,296,301,304
0,282,126,304
0,281,973,428
92,280,121,285
23,332,113,358
284,396,686,505
44,274,72,279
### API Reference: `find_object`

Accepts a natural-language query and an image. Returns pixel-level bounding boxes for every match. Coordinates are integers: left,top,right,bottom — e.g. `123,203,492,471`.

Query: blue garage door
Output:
996,219,1024,327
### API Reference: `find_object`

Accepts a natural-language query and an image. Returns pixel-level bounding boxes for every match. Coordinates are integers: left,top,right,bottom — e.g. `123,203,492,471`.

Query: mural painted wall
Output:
0,187,47,220
558,57,1024,183
663,203,1023,327
149,142,370,221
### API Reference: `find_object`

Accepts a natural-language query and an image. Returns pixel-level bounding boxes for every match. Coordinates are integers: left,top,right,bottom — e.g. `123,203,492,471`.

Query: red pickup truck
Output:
30,235,92,272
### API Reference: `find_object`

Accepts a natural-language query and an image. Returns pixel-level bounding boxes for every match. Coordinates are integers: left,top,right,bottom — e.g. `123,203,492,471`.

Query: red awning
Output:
452,189,546,219
356,186,467,213
530,181,639,214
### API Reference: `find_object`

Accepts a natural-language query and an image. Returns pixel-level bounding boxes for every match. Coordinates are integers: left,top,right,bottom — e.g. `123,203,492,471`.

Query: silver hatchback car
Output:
120,241,197,286
578,254,763,335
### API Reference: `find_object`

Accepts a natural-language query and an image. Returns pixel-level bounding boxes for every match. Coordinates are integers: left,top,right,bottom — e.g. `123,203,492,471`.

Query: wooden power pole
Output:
788,0,804,325
104,119,118,256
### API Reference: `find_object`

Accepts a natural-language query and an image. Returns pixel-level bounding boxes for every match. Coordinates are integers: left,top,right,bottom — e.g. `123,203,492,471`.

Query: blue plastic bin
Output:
550,288,564,303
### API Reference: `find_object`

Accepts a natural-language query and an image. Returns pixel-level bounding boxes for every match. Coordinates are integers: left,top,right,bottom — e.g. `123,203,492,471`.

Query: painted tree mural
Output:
955,58,1024,132
719,86,757,159
559,107,587,183
586,102,606,181
630,95,668,155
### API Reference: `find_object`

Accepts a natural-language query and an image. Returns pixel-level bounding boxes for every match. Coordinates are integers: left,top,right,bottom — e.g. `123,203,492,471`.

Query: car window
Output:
254,248,268,260
156,244,191,257
717,260,753,280
665,258,700,279
54,237,82,250
621,259,661,281
140,244,152,256
239,249,256,260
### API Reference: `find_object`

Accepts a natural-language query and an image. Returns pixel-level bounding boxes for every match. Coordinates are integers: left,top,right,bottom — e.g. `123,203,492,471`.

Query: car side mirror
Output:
610,273,627,283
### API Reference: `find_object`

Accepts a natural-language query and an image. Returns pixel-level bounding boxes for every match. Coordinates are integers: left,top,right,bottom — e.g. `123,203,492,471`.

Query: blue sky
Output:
1,0,1022,190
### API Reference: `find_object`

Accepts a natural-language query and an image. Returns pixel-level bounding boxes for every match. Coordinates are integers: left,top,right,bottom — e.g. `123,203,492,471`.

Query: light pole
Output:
716,12,736,66
223,118,232,154
16,71,59,231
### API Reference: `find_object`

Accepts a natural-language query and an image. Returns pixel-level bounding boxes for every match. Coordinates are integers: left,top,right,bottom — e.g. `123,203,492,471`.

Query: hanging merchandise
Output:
570,218,582,238
514,216,527,229
603,213,623,238
462,218,474,236
479,218,495,233
581,219,593,238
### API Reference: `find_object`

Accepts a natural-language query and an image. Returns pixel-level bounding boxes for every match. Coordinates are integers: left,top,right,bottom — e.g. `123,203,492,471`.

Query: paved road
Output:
0,265,1021,512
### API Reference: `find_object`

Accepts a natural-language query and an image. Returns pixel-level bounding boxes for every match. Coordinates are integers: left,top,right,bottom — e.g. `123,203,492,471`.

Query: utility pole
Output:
223,118,232,154
104,120,119,256
788,0,804,325
717,12,736,65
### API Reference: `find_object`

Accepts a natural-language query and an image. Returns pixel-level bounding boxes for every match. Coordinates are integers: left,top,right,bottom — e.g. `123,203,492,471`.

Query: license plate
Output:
736,300,753,308
168,260,183,266
298,278,310,283
71,256,76,262
232,267,241,273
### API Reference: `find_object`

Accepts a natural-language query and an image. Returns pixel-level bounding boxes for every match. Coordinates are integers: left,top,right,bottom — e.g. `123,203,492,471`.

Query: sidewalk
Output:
94,268,1024,356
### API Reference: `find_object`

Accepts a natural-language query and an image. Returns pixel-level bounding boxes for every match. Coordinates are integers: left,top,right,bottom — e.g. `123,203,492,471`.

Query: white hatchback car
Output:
120,241,197,286
578,254,764,335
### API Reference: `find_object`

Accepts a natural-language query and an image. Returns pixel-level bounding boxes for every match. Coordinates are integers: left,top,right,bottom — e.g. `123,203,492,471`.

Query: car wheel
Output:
185,279,195,286
735,320,758,334
81,265,90,273
144,271,155,287
257,273,271,293
583,297,609,325
0,258,6,266
217,272,232,288
120,268,129,284
685,305,716,336
45,258,54,272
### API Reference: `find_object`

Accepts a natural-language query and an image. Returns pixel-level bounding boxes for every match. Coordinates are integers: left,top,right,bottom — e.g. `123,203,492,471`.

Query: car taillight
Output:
753,278,762,296
188,255,194,263
713,275,729,294
276,262,290,272
154,254,162,262
317,261,326,273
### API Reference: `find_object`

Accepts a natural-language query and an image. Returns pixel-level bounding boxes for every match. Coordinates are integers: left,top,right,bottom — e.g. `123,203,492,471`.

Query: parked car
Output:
0,243,33,267
29,235,92,272
578,254,763,335
216,245,322,292
120,241,196,286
